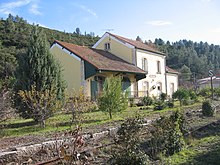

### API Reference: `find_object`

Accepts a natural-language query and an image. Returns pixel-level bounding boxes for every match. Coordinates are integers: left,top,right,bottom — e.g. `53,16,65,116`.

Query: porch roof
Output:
54,40,146,80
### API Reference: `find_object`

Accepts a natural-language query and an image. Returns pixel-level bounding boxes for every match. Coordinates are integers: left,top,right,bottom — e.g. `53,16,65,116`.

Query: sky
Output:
0,0,220,45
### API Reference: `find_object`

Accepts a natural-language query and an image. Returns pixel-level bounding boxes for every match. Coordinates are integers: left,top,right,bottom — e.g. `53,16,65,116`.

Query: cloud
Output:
0,0,42,16
29,3,42,15
147,20,172,26
80,5,97,17
0,0,30,15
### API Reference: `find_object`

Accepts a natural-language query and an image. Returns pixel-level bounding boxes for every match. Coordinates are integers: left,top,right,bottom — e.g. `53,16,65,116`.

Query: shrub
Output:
167,100,174,108
202,100,215,117
154,100,167,110
172,88,189,106
142,96,153,109
198,87,211,98
129,98,135,107
109,116,148,164
145,110,185,159
160,93,167,102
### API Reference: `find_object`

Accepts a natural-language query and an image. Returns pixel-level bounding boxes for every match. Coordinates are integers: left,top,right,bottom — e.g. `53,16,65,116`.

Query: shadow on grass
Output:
2,120,38,129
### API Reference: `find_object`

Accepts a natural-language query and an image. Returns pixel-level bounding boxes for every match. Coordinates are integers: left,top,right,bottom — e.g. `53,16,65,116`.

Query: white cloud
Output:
29,3,42,15
80,5,97,17
0,0,42,16
0,0,30,15
147,20,172,26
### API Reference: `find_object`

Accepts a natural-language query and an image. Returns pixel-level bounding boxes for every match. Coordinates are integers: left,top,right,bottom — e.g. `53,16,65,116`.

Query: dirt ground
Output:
1,104,220,164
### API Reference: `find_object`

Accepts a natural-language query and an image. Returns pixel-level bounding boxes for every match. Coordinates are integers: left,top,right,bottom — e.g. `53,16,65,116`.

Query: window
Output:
157,61,161,74
157,82,162,91
104,43,110,51
143,81,149,96
142,58,148,72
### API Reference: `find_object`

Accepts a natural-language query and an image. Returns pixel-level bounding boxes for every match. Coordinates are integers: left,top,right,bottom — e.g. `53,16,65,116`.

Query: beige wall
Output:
95,36,133,64
50,44,82,93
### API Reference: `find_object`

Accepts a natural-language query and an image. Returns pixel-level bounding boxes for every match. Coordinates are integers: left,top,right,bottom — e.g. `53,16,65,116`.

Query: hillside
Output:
1,14,220,88
0,15,99,87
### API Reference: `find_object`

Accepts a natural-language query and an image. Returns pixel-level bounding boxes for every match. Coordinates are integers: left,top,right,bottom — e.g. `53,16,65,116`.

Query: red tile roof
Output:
107,32,165,55
166,66,179,74
54,40,146,75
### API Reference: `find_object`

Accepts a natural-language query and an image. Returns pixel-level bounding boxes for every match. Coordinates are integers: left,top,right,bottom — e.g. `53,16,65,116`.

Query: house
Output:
50,40,146,99
50,32,178,99
92,32,178,98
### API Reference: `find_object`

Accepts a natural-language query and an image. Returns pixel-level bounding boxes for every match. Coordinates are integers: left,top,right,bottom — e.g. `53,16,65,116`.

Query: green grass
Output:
1,104,180,137
164,135,220,165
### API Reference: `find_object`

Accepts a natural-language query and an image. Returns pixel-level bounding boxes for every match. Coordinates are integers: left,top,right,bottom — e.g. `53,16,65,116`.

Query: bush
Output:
202,100,215,117
167,100,174,108
109,116,148,164
172,88,189,106
154,100,167,110
145,110,185,159
160,93,167,102
142,96,153,106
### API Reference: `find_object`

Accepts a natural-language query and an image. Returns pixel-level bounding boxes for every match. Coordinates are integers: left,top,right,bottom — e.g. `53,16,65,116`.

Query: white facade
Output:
136,49,166,97
93,32,179,98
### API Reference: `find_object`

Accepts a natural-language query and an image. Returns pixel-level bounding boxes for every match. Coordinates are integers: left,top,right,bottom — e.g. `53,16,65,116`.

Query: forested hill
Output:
0,14,99,87
153,38,220,79
1,14,220,88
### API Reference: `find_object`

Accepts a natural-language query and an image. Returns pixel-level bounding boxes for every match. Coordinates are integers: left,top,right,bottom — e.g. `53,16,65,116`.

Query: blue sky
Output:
0,0,220,45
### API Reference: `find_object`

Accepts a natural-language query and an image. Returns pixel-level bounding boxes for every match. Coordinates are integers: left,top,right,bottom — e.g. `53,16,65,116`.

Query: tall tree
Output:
180,65,192,81
14,26,66,125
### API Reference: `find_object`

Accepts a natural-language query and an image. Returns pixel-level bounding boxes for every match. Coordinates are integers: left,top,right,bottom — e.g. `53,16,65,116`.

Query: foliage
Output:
154,38,220,79
18,85,62,127
167,99,174,108
14,25,66,123
98,76,128,119
160,92,167,102
172,88,189,106
188,89,198,101
202,100,215,117
154,100,167,110
142,96,153,106
180,65,192,81
65,87,95,124
145,110,185,159
198,87,211,99
0,46,17,87
109,116,148,165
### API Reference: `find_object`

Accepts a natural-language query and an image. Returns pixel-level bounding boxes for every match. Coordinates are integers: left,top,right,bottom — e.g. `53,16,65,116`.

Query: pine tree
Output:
14,25,66,125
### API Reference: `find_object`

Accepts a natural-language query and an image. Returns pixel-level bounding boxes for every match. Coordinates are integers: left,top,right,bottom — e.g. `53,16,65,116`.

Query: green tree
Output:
98,76,128,119
172,88,189,106
180,65,192,81
14,25,66,125
0,46,16,87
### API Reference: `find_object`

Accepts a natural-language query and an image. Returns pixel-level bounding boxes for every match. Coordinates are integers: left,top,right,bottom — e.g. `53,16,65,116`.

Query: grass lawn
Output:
1,104,179,137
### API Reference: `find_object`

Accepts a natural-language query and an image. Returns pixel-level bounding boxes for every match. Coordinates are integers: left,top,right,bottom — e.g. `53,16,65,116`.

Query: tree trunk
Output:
109,110,112,119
